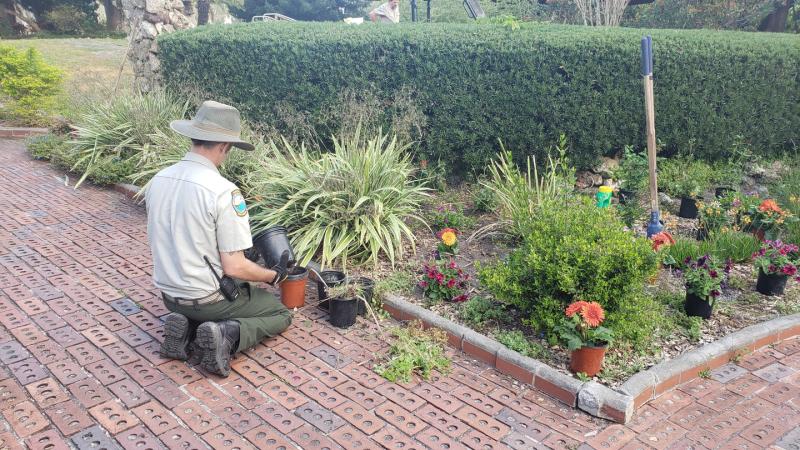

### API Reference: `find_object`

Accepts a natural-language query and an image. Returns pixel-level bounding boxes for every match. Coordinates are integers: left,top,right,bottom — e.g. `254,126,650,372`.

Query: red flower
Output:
452,294,468,303
419,281,428,288
565,301,590,318
435,273,444,283
582,302,605,327
447,279,456,288
759,199,782,214
783,264,798,276
448,260,457,270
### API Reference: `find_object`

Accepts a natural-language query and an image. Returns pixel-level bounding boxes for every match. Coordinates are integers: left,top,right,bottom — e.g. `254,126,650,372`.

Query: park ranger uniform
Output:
145,151,292,354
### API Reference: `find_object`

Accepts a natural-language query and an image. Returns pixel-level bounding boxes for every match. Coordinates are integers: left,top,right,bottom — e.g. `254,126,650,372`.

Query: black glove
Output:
268,251,290,286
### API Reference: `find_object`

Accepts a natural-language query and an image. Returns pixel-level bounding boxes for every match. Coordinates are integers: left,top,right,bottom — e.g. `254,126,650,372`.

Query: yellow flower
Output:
441,231,457,246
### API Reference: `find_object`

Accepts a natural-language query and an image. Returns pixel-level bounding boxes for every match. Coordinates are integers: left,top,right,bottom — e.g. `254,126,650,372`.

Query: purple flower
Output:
710,290,721,298
709,270,718,278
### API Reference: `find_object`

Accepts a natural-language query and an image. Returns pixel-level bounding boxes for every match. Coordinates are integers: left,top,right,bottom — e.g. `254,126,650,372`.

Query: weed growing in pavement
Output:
730,349,750,363
699,368,711,379
375,321,450,383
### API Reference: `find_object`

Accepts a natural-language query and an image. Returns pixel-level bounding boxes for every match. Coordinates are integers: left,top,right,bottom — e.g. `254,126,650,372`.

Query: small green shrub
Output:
479,197,658,343
472,185,497,213
616,200,646,229
0,45,62,125
246,129,430,268
613,145,649,193
375,322,450,383
26,133,67,161
417,159,448,192
428,204,475,231
660,157,714,199
494,330,549,359
459,296,507,327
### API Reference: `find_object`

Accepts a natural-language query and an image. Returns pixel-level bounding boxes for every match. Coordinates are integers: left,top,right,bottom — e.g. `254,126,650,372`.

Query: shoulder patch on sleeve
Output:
231,189,248,217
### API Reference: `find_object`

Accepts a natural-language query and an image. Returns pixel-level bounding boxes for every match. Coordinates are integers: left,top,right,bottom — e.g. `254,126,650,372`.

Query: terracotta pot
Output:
569,345,607,377
280,267,308,309
756,270,788,296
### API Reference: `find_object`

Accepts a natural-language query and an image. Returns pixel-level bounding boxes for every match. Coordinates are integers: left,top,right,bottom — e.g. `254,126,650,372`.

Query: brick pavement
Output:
0,138,799,449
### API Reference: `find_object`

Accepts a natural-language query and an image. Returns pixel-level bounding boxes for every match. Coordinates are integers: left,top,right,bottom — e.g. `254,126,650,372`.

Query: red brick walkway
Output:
0,139,798,450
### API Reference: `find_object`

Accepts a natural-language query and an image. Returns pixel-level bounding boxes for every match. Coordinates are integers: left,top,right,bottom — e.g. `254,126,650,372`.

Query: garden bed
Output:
360,184,800,388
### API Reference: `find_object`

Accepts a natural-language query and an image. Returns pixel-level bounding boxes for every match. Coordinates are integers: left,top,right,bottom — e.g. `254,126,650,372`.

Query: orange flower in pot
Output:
555,301,614,377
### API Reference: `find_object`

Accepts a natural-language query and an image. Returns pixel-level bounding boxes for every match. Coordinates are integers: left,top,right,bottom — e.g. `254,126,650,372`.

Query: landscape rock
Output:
596,157,620,179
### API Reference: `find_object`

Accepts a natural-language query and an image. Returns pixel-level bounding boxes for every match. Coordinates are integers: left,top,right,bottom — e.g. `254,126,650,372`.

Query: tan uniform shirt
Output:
371,3,400,23
145,152,252,299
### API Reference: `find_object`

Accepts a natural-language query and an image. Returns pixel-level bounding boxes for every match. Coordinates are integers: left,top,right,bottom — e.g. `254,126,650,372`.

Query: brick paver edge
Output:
382,293,800,424
0,127,49,138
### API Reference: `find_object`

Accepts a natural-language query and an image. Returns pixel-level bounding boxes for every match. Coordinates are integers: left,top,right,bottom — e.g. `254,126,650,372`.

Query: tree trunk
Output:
104,0,123,31
759,0,793,32
198,0,210,25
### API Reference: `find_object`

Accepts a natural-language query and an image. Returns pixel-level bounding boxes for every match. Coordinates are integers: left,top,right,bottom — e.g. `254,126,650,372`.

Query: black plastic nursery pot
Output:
684,292,713,319
678,197,699,219
329,297,358,328
696,227,710,241
756,270,788,296
253,226,296,269
355,277,375,316
618,189,636,205
316,270,346,311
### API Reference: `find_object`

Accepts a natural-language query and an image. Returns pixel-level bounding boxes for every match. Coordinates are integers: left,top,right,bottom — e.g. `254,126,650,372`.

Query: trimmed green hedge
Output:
159,22,800,173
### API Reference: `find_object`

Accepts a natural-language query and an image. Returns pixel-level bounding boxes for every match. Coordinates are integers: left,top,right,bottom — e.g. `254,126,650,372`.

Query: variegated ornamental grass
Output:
245,129,430,269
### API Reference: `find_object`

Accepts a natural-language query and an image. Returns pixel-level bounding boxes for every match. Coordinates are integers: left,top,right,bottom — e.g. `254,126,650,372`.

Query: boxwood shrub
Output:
479,197,659,345
159,22,800,175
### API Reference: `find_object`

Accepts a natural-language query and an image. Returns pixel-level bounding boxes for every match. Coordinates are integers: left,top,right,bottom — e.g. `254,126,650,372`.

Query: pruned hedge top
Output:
160,22,800,173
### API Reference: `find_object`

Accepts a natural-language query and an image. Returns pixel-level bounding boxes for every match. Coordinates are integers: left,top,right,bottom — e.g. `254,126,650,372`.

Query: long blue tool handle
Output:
640,36,653,76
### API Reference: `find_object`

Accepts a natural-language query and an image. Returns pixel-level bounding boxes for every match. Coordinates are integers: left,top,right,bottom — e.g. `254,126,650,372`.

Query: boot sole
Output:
196,322,231,377
160,313,190,361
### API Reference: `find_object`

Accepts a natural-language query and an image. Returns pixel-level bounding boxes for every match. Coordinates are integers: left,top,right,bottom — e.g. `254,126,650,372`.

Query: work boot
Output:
160,313,193,361
195,320,240,377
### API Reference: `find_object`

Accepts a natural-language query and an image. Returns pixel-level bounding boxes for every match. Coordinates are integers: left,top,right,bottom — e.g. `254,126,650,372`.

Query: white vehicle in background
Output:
251,13,295,22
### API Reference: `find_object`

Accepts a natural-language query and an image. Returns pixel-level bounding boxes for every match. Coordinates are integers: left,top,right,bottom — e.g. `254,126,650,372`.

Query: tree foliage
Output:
241,0,370,21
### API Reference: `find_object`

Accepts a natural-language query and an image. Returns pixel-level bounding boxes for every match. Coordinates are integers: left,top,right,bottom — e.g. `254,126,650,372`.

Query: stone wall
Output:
121,0,195,92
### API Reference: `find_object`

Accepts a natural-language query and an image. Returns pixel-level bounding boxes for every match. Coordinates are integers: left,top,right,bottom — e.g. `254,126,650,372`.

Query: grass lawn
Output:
4,38,134,121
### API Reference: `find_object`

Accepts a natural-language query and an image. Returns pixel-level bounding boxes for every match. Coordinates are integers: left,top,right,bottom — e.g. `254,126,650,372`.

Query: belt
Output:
162,290,224,307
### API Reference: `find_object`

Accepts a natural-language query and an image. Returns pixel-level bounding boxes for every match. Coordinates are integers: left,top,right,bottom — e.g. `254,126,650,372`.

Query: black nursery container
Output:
684,292,713,319
316,270,346,311
618,189,636,205
329,297,358,328
678,197,699,219
253,226,296,269
355,277,375,316
756,270,788,296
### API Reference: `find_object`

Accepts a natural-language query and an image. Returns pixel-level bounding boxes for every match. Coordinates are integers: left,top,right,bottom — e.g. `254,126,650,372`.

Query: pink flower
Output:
435,273,444,283
452,294,468,303
448,260,457,270
769,264,778,273
447,279,456,288
782,265,797,276
419,281,428,288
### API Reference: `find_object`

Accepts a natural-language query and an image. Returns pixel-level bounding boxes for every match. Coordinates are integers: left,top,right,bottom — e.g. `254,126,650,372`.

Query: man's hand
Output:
268,251,290,286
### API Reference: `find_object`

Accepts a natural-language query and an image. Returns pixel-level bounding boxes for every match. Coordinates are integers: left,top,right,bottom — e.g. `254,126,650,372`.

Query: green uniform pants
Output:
166,284,293,353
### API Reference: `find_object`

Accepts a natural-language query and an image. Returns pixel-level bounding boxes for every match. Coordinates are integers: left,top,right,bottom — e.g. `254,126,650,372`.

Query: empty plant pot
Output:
569,345,607,377
684,292,713,319
253,226,296,269
329,297,358,328
355,277,375,316
678,197,699,219
756,270,788,296
280,266,308,309
316,270,346,311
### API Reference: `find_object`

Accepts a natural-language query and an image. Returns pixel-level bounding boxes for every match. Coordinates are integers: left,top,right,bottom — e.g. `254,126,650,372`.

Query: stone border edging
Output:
113,183,141,200
381,293,800,424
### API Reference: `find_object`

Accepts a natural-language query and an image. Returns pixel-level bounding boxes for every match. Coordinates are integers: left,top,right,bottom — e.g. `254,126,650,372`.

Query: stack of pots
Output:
253,226,307,308
315,272,375,329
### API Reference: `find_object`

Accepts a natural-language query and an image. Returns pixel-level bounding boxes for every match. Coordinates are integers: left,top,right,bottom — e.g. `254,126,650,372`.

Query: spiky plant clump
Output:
246,128,429,269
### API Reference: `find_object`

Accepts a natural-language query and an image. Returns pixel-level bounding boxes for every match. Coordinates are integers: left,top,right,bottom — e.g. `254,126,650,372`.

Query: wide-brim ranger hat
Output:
170,100,255,151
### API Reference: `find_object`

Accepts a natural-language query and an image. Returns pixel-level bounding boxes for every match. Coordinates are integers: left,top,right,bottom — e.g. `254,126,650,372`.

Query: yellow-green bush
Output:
0,45,62,125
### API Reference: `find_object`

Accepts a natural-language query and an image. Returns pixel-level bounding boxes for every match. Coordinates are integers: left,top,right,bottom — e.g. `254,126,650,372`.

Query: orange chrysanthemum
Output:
651,231,675,252
581,302,605,327
565,301,590,318
759,199,782,214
